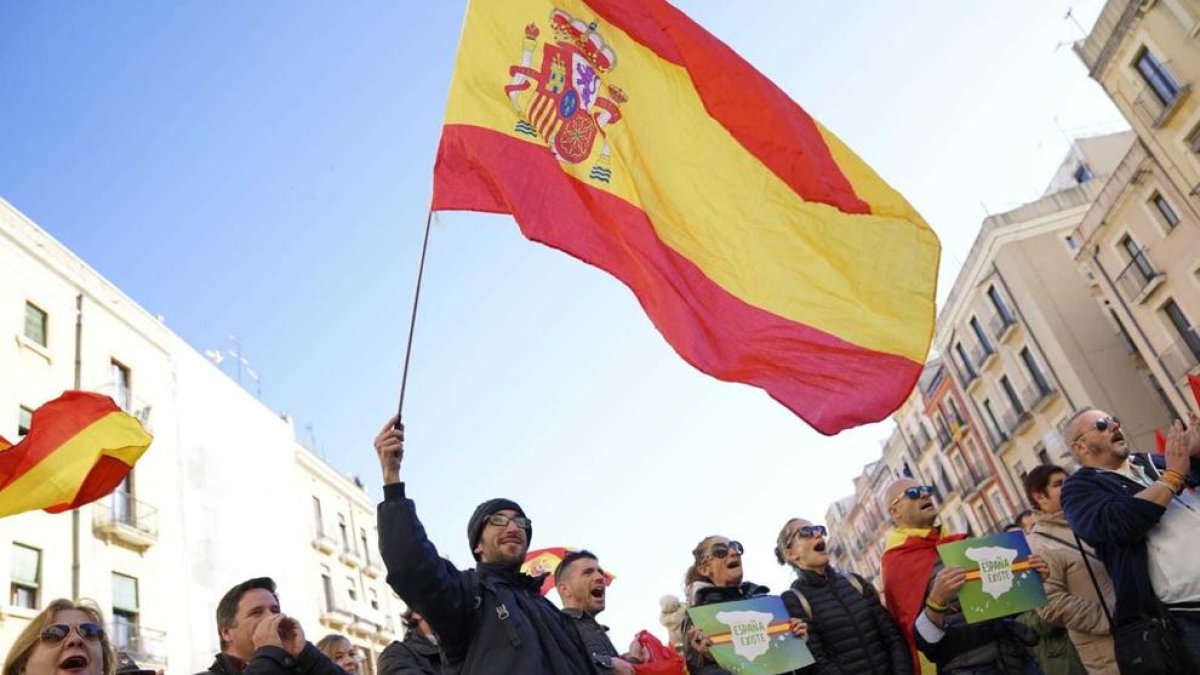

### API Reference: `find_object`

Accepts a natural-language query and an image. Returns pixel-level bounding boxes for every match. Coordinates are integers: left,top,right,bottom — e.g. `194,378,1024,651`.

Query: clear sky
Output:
1,0,1127,646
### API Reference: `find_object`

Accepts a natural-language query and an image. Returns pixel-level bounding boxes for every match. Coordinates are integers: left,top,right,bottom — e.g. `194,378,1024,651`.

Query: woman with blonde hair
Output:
314,634,360,675
2,599,115,675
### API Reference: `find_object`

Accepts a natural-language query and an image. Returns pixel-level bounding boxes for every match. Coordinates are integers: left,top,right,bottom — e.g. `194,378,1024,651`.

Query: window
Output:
112,573,139,654
947,397,965,427
346,577,358,603
1000,376,1025,417
11,544,41,609
1189,121,1200,154
338,513,350,551
1120,234,1156,280
1014,461,1028,481
23,302,47,347
1163,299,1200,362
1020,348,1051,396
321,566,334,612
1065,234,1080,251
112,474,134,526
970,317,994,355
360,528,371,565
1151,192,1180,229
983,399,1005,444
369,588,379,611
18,406,33,437
988,489,1009,523
955,342,977,380
987,286,1014,326
111,360,131,411
1037,447,1053,466
1135,47,1181,106
1073,164,1094,184
312,497,324,537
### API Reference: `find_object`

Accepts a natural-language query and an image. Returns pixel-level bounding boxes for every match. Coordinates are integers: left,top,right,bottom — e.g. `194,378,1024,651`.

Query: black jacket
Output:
782,569,912,675
378,631,442,675
913,561,1040,675
196,644,345,675
561,608,622,671
377,482,596,675
1060,453,1200,626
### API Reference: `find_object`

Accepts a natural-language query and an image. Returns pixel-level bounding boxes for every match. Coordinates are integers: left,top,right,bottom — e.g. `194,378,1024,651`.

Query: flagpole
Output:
395,211,435,430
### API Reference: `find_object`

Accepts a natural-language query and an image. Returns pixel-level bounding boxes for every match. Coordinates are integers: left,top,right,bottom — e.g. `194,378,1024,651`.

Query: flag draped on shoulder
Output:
0,391,152,518
432,0,940,434
881,527,966,675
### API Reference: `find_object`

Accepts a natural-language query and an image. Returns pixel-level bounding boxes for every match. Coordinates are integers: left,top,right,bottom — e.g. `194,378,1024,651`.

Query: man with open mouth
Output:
1061,407,1200,671
881,478,1044,675
373,417,596,675
555,550,640,675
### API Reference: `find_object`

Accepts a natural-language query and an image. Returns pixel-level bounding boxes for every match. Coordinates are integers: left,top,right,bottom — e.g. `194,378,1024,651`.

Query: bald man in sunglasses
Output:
880,479,1045,675
1060,407,1200,669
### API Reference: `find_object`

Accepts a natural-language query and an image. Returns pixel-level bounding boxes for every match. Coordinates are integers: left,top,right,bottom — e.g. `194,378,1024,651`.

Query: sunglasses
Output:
889,485,934,507
704,541,744,562
787,525,827,545
40,623,104,643
1072,416,1119,443
486,513,531,529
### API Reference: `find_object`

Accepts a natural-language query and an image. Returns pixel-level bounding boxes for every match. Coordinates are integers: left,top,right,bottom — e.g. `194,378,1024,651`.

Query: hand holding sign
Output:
937,531,1048,624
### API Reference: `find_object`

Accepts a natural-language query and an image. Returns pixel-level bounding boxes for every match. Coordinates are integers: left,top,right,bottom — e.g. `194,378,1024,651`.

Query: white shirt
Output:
1107,461,1200,605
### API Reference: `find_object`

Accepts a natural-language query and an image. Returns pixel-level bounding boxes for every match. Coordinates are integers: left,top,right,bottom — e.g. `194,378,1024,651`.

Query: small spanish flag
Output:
432,0,940,434
0,391,152,518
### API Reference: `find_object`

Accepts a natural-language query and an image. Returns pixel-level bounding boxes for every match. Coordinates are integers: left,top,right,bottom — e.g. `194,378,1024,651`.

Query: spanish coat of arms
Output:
504,9,628,183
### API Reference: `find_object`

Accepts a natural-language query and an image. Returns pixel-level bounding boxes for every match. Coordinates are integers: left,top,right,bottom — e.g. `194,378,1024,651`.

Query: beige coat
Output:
1028,511,1118,675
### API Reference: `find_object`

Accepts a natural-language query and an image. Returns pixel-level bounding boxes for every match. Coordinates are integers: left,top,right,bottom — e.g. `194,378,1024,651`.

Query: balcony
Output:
1131,81,1191,130
319,600,354,629
968,343,995,370
1020,381,1056,412
93,494,157,551
1000,406,1033,437
339,547,363,568
111,624,167,668
362,560,385,579
312,529,337,555
986,312,1017,343
1115,249,1165,304
1158,326,1200,383
957,363,979,388
986,425,1010,451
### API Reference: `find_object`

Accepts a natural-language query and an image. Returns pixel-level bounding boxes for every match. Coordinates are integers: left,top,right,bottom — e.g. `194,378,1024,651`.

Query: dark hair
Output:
684,536,722,587
1024,465,1067,508
553,550,598,582
216,577,278,650
774,518,802,567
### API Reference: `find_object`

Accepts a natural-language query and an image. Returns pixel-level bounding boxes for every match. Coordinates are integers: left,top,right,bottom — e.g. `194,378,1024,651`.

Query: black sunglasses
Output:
705,541,744,561
40,623,104,643
889,485,933,507
788,525,827,544
1072,416,1119,442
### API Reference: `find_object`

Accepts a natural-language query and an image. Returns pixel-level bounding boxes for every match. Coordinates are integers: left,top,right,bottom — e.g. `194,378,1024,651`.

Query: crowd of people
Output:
2,407,1197,675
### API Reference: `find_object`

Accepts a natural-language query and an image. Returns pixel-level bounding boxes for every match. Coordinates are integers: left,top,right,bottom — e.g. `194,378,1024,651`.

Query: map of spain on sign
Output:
687,596,814,675
938,531,1048,624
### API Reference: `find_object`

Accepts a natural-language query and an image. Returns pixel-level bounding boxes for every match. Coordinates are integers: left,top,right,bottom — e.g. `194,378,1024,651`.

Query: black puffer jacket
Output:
378,631,442,675
782,568,912,675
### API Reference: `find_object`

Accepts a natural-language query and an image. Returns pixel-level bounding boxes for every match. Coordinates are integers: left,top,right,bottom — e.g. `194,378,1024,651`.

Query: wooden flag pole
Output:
396,211,435,430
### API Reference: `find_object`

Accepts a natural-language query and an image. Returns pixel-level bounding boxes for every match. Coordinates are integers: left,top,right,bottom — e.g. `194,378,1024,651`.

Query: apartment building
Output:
1,198,402,669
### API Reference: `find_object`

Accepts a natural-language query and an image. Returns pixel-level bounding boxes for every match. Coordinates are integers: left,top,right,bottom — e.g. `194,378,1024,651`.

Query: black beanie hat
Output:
467,498,530,561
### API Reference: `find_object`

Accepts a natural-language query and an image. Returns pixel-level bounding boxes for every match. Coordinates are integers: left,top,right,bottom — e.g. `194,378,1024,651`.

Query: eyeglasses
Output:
39,623,104,643
703,541,744,562
889,485,933,507
1071,416,1119,443
486,513,531,529
787,525,827,545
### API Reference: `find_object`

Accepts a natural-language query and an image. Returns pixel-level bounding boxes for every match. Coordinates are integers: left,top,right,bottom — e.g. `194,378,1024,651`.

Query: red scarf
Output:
881,527,967,673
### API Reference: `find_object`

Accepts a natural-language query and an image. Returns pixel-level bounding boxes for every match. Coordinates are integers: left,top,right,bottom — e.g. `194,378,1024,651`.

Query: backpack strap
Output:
845,572,869,599
786,588,813,621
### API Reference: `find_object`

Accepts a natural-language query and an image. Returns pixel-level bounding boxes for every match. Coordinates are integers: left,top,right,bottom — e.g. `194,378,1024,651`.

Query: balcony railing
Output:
339,546,363,568
1000,406,1033,437
1115,249,1164,303
93,493,158,550
914,428,933,450
986,425,1009,450
968,343,994,369
110,624,167,666
957,364,979,386
1131,81,1191,129
1158,326,1200,382
1019,381,1055,411
312,527,337,554
986,312,1016,342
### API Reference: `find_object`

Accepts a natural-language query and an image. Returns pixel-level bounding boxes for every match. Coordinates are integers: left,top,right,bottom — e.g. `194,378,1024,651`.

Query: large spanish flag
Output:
0,391,152,518
432,0,940,433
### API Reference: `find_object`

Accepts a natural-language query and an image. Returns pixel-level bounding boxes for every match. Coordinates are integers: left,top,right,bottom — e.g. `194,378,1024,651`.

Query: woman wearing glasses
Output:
775,518,913,675
681,535,808,675
2,599,115,675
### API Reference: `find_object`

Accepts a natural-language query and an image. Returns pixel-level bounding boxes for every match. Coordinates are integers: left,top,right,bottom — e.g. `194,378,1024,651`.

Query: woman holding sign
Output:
680,535,810,675
774,518,913,675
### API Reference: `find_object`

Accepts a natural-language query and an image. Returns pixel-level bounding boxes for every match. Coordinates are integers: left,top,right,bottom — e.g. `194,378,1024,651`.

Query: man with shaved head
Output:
880,478,1043,674
1061,407,1200,668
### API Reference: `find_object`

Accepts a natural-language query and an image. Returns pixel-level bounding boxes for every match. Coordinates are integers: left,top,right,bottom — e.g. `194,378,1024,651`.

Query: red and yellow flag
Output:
523,546,615,596
0,391,152,518
432,0,940,434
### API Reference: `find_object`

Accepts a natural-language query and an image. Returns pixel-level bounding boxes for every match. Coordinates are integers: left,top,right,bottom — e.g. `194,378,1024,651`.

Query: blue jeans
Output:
1172,611,1200,673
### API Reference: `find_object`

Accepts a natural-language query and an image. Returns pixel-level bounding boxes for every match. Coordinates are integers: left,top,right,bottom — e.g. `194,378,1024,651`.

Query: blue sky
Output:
1,0,1126,644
